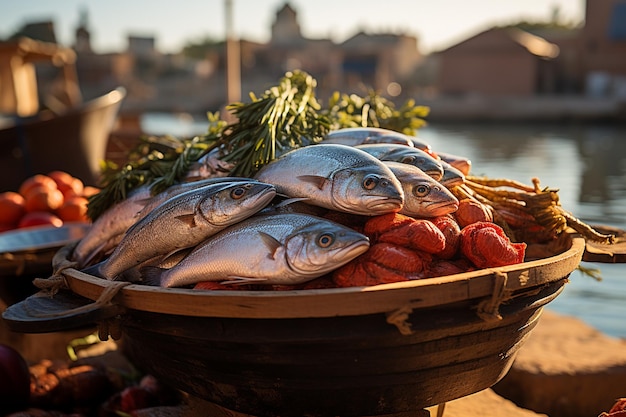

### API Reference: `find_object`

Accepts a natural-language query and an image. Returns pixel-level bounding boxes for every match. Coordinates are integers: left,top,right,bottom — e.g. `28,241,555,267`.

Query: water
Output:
141,114,626,339
420,122,626,339
141,112,210,138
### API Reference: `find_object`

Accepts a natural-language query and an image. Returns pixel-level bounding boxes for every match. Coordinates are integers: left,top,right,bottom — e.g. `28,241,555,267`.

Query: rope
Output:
25,280,130,319
32,242,80,295
27,242,130,320
32,258,78,295
386,305,414,336
477,271,511,322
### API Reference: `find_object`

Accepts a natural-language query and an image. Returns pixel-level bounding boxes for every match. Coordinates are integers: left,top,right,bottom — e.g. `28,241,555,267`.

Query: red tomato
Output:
17,211,64,229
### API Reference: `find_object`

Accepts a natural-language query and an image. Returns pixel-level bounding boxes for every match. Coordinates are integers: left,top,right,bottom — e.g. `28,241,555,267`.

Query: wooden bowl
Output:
3,235,585,416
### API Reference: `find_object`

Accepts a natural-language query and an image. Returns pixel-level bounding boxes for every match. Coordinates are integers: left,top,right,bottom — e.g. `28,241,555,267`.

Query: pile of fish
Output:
73,127,469,289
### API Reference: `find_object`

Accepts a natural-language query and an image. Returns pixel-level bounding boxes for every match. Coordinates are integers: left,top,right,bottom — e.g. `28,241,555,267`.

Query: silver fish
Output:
142,213,370,288
120,247,192,282
72,185,152,268
437,151,472,176
322,127,415,147
137,177,253,216
384,161,459,218
439,161,465,188
259,197,329,217
254,144,404,216
89,180,276,279
355,143,444,181
407,136,435,154
73,177,253,268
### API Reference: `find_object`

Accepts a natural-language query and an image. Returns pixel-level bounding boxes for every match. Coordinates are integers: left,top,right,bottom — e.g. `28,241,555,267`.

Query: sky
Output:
0,0,585,54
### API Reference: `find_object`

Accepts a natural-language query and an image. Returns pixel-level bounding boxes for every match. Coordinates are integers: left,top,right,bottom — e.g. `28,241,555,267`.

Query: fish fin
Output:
273,197,310,207
175,213,197,227
135,197,154,208
258,231,283,259
118,270,140,283
140,266,166,286
81,261,106,279
79,235,121,268
297,174,330,190
78,244,106,269
159,248,191,268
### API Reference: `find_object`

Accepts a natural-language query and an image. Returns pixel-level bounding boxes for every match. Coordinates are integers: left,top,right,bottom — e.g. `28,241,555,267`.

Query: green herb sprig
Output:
324,90,430,135
87,115,226,219
88,70,429,220
223,70,332,177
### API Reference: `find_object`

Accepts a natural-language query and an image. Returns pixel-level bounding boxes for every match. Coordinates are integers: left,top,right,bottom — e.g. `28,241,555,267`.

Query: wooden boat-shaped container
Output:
0,87,126,191
4,235,586,416
0,37,126,191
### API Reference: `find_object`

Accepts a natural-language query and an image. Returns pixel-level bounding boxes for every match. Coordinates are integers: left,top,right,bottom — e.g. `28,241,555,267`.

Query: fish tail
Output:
140,266,166,287
117,267,142,283
81,262,106,279
77,241,107,269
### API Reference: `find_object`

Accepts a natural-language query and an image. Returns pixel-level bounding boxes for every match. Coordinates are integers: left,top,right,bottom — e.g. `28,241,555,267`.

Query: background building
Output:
3,0,625,117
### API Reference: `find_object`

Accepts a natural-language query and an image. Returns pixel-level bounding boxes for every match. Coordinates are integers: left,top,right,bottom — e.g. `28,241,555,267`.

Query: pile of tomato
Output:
0,171,99,232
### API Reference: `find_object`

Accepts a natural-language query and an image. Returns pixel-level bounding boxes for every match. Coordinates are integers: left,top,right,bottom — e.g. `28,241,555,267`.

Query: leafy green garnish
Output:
324,90,430,134
223,70,331,177
87,70,429,220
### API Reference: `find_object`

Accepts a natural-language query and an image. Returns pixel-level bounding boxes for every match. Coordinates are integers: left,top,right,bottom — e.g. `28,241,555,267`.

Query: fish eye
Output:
363,174,380,190
317,232,335,248
413,184,431,197
230,187,247,199
400,156,415,164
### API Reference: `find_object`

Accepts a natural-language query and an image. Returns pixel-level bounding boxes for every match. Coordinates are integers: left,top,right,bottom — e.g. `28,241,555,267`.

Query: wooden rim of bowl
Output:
52,235,586,319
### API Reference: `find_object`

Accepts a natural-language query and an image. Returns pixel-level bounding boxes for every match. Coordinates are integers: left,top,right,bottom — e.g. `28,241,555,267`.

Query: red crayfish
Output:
332,210,526,288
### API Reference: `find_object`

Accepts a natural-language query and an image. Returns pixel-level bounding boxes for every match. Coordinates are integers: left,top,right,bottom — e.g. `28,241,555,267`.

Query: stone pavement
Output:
492,309,626,417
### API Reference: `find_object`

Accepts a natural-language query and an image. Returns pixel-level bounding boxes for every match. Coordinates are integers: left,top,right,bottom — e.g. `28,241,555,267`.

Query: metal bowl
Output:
0,223,89,304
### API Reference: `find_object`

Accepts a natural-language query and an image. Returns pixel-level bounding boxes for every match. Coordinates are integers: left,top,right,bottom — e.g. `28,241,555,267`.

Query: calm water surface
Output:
143,114,626,338
421,123,626,339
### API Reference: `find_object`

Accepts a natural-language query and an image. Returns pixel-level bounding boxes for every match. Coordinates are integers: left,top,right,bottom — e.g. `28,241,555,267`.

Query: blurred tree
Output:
181,37,223,60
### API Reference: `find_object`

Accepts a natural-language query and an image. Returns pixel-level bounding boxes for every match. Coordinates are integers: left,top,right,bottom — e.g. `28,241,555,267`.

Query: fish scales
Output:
92,180,276,280
72,185,152,267
322,127,415,147
437,151,472,176
73,177,253,268
384,161,459,218
356,143,444,181
254,144,404,216
438,161,466,188
137,177,253,218
322,127,434,154
144,213,370,288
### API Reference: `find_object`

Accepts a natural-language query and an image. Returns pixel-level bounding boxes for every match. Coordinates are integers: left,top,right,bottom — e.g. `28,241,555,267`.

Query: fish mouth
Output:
365,196,404,214
423,169,443,181
329,239,370,265
333,196,403,216
427,201,459,216
440,178,464,188
291,238,370,278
